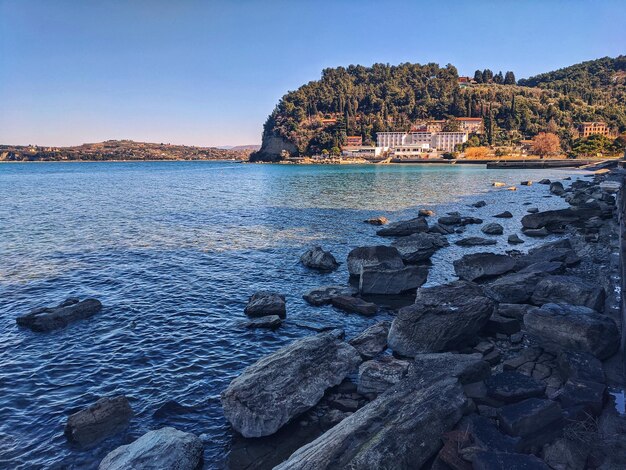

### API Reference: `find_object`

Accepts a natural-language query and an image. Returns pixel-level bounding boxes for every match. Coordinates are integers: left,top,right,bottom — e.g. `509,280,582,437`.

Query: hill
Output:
251,57,626,161
0,140,253,162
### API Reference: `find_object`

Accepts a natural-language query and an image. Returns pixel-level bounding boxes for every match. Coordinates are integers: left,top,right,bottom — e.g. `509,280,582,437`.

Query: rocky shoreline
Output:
13,166,626,469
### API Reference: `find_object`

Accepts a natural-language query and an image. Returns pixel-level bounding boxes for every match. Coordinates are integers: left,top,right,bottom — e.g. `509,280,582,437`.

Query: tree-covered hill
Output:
251,56,626,161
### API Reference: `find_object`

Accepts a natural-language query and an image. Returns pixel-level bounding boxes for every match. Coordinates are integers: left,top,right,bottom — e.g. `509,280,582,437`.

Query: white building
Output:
377,131,467,153
431,132,468,151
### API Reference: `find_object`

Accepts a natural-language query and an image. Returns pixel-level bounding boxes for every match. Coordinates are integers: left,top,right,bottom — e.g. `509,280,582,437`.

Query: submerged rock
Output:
376,217,428,237
346,246,404,277
302,285,357,306
221,331,361,437
65,396,132,448
388,281,495,356
455,237,498,247
453,252,515,282
359,264,428,295
245,315,282,329
299,246,339,271
391,232,448,263
244,291,286,318
98,427,203,470
16,298,102,332
348,321,390,359
331,296,378,316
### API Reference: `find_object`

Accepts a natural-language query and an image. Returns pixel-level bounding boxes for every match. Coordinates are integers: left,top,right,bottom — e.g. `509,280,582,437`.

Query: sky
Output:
1,0,625,147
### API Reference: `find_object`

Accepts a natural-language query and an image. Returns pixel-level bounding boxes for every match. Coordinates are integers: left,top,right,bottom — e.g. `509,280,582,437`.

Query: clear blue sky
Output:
1,0,624,147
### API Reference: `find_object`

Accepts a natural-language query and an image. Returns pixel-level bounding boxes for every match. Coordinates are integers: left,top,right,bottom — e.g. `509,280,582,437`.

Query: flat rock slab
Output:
388,281,495,356
357,356,410,396
497,398,563,438
273,376,467,470
410,352,490,385
376,217,428,237
455,237,498,247
359,264,428,295
391,232,448,263
556,379,606,416
485,371,545,403
331,296,378,316
453,252,515,282
244,291,286,318
221,331,361,437
459,415,521,453
472,451,550,470
65,396,132,448
98,426,203,470
16,298,102,332
531,275,605,311
300,246,339,271
557,350,605,384
485,271,544,304
524,303,619,359
346,246,404,277
348,321,390,359
245,315,282,329
302,285,357,306
484,314,520,336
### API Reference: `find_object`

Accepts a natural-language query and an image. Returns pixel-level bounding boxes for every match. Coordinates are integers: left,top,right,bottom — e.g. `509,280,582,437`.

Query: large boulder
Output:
302,285,357,306
376,217,428,237
484,272,544,304
531,275,605,311
244,291,286,318
98,427,203,470
521,209,578,229
524,303,619,359
388,281,495,356
348,321,391,359
16,298,102,332
410,352,490,385
65,396,132,448
357,356,410,396
273,376,467,470
220,331,361,437
453,252,515,282
346,246,404,277
391,232,449,263
485,371,546,403
299,246,339,272
359,264,428,295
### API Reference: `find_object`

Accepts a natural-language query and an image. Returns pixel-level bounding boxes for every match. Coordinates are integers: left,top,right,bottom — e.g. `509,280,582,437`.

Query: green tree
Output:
473,70,483,83
504,71,516,85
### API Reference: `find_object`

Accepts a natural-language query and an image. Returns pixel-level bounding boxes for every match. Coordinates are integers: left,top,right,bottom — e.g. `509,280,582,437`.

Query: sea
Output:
0,161,581,469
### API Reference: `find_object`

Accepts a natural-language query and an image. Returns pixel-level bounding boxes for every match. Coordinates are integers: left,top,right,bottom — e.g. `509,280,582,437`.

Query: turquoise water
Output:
0,161,577,468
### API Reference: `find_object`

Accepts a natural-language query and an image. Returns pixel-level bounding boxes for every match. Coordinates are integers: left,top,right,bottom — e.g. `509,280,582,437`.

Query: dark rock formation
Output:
497,398,563,450
485,371,546,403
65,396,132,448
484,272,544,303
453,252,515,282
16,298,102,332
348,321,390,359
391,232,449,263
494,211,513,218
359,264,428,295
455,237,498,247
331,296,378,316
376,217,428,236
245,315,282,329
530,275,605,311
472,200,487,208
481,223,504,235
244,291,286,318
221,331,361,437
357,356,410,396
472,451,550,470
410,352,490,384
302,285,357,306
346,246,404,277
508,234,524,244
300,246,339,271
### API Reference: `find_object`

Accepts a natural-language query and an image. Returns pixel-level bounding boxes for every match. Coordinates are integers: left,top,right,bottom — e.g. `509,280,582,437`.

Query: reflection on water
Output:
0,161,579,469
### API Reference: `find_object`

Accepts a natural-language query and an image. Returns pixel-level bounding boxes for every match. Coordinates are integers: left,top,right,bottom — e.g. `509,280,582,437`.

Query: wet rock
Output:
348,321,390,359
481,223,504,235
556,379,606,416
221,331,361,437
524,303,619,360
300,246,339,271
521,208,578,229
522,227,550,237
418,209,435,217
357,356,410,396
439,215,462,225
391,232,449,263
497,398,563,449
484,314,520,335
550,181,565,195
302,285,357,306
460,216,483,225
455,237,497,247
538,179,551,185
429,223,455,235
376,217,428,237
245,315,282,329
494,211,513,218
360,264,429,295
485,272,544,304
16,298,102,332
531,275,605,311
517,261,564,275
410,352,490,385
453,252,515,282
472,200,487,208
485,371,545,403
388,281,495,356
244,292,286,318
98,427,203,470
472,451,550,470
331,296,378,316
527,207,539,213
364,216,388,225
508,234,524,244
346,246,404,277
65,396,132,448
273,376,467,470
556,350,605,384
153,400,196,419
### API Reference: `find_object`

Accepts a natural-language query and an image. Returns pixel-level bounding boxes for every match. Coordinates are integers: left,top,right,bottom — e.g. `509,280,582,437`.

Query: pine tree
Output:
473,70,483,83
504,71,516,85
482,69,494,83
494,71,504,84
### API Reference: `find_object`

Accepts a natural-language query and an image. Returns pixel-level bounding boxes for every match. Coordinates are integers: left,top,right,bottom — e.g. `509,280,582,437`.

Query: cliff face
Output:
249,134,298,162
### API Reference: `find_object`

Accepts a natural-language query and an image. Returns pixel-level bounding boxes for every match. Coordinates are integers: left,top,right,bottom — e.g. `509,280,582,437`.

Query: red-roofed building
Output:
345,136,362,147
456,117,483,134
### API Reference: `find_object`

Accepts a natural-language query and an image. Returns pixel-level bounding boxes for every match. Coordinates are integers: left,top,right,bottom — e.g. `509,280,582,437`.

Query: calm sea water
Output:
0,161,579,469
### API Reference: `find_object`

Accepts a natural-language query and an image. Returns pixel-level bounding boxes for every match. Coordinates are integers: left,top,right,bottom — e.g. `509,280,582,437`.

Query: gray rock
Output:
364,216,388,225
497,398,563,443
98,427,203,470
484,314,521,335
556,379,606,416
550,181,565,195
485,271,544,303
472,200,487,208
16,298,102,332
453,252,515,282
494,211,513,218
472,451,550,470
388,281,495,356
346,246,404,277
357,356,410,396
299,246,339,271
481,223,504,235
410,352,490,384
455,237,498,247
524,303,619,360
522,227,550,237
542,438,588,470
518,261,565,275
496,303,534,321
376,217,428,237
521,208,578,229
538,179,551,185
302,285,357,306
221,331,361,437
359,264,428,295
438,215,462,225
391,232,449,263
459,415,521,453
485,371,546,403
531,275,605,311
508,234,524,244
245,315,282,329
527,207,539,213
556,350,605,384
348,321,390,359
65,396,132,448
273,376,467,470
331,295,378,316
244,291,286,318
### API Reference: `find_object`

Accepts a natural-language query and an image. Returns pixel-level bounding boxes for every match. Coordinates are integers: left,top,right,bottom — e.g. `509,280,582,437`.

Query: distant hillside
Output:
0,140,253,162
252,56,626,161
